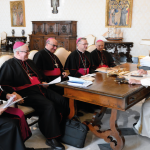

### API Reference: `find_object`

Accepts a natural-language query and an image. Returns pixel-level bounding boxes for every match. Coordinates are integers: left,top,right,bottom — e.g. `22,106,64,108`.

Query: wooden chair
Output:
85,34,96,46
54,47,71,67
28,50,38,60
0,55,38,126
87,45,96,53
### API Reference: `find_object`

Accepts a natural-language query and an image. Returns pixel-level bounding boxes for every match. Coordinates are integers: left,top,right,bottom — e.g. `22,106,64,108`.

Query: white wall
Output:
0,0,150,56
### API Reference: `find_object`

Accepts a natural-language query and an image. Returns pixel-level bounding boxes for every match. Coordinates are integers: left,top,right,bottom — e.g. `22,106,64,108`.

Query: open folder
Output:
0,96,27,109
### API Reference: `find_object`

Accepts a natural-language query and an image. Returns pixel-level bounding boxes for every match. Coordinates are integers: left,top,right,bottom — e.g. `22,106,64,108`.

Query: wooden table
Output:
104,42,133,63
57,63,150,150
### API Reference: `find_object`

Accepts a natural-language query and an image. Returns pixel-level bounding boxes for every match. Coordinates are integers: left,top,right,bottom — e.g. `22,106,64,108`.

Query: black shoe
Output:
26,148,35,150
46,139,65,150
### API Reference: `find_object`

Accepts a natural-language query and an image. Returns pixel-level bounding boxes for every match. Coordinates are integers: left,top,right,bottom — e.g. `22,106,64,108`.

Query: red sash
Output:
13,76,41,91
77,68,89,75
5,107,31,141
43,68,61,76
98,64,108,68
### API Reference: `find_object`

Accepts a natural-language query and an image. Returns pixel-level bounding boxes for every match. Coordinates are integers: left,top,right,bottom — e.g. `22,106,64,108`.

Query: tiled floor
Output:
25,100,150,150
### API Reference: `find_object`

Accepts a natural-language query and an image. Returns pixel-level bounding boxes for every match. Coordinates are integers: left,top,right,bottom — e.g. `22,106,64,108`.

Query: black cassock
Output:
64,49,94,77
0,58,70,140
0,90,28,150
91,49,116,70
33,48,67,95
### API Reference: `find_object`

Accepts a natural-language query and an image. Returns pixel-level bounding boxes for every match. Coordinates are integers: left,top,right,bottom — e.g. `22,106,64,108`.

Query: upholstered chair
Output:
87,45,96,53
28,50,38,60
54,47,71,67
85,34,96,46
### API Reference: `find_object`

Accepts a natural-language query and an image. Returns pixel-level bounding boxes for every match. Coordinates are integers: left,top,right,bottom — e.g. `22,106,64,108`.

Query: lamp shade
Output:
140,39,150,45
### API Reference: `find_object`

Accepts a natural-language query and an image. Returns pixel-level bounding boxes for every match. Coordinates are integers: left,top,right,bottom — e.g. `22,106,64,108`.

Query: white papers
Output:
80,74,95,81
123,70,150,81
95,67,118,73
0,96,26,109
39,76,61,85
67,76,93,87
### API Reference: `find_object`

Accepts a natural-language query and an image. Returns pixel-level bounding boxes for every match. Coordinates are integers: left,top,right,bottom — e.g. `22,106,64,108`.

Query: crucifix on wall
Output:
51,0,59,14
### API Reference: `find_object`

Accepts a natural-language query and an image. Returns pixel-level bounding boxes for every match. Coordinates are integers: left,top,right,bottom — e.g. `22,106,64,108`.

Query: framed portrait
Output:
10,1,26,27
105,0,133,28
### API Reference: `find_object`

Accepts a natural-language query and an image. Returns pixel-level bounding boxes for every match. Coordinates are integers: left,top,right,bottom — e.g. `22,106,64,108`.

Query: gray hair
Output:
13,47,21,53
13,44,27,53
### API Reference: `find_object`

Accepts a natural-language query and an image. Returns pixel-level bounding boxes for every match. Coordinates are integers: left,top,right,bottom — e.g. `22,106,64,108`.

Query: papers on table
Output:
67,76,93,87
95,67,118,73
123,70,150,81
80,74,96,82
0,96,27,109
39,77,61,85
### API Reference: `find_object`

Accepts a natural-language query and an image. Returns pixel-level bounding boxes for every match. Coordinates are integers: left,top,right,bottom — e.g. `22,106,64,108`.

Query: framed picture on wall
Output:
105,0,133,28
10,1,26,27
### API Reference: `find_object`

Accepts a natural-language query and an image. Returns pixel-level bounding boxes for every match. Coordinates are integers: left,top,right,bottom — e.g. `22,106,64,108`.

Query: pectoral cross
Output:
55,63,58,68
28,74,33,80
51,0,59,14
101,61,103,66
83,68,87,74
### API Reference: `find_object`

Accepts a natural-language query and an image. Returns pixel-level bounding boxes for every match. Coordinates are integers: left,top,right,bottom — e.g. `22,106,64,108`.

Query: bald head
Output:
45,38,58,53
96,41,104,51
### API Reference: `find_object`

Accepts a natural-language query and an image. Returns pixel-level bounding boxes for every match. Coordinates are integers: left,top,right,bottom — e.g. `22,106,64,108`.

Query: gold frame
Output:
10,1,26,27
105,0,133,28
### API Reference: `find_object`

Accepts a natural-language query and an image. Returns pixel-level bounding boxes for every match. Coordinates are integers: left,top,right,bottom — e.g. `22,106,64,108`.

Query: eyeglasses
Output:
18,50,30,53
48,43,58,48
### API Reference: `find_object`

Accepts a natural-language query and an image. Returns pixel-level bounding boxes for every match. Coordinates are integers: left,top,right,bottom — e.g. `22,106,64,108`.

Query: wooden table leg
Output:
84,109,125,150
68,98,75,119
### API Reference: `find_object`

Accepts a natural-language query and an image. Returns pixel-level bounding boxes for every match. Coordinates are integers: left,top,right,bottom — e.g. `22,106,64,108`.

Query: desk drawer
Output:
126,87,150,107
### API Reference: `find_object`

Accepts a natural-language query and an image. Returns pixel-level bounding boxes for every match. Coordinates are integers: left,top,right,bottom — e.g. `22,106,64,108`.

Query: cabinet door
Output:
56,37,69,50
58,23,71,35
30,36,44,51
45,23,58,35
33,22,45,35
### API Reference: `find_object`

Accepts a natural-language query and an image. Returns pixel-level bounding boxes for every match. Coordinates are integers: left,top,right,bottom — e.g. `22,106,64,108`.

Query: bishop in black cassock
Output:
0,90,33,150
64,38,96,114
91,40,116,70
33,38,68,95
0,42,69,150
64,37,94,77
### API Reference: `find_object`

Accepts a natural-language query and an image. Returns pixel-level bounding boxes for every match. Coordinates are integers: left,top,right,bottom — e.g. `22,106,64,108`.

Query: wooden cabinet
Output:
29,21,77,52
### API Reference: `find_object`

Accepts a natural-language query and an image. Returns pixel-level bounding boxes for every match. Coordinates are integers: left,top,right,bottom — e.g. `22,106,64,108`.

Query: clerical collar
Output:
77,49,85,54
14,57,27,62
44,48,54,55
96,49,103,53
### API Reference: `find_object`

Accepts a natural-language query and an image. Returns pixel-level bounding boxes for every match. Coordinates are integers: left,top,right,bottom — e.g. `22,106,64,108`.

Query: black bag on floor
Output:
60,116,88,148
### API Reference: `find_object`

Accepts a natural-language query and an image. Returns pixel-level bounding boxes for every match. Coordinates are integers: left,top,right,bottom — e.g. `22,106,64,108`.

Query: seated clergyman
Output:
0,90,34,150
129,69,150,138
64,37,94,77
0,41,70,150
33,38,68,95
91,40,116,70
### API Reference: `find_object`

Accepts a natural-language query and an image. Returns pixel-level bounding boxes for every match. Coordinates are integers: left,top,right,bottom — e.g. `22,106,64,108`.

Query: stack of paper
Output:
67,76,93,87
80,74,95,81
95,67,118,73
140,56,150,67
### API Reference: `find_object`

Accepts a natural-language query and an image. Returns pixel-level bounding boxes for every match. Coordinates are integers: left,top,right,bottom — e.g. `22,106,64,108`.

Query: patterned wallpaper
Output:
0,0,150,56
